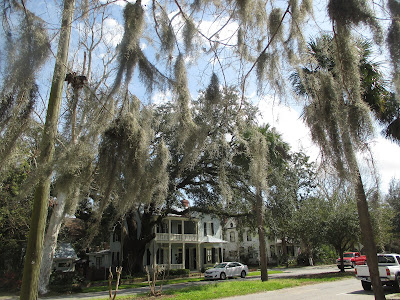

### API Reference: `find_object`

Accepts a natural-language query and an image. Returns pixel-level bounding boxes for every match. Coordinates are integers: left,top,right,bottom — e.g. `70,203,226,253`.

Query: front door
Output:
192,248,197,270
185,248,190,269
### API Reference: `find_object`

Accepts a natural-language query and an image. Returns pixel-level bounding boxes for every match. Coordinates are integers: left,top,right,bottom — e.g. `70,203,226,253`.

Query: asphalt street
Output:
220,278,400,300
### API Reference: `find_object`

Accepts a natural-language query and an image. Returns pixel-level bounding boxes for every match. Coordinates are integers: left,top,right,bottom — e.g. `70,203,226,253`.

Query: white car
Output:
204,262,249,280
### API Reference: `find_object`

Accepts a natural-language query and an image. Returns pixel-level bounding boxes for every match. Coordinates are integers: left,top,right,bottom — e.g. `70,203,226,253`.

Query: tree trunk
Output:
123,239,148,274
38,193,67,295
339,251,345,272
122,209,155,275
354,172,385,299
256,189,268,281
281,236,288,267
20,1,75,299
341,132,385,299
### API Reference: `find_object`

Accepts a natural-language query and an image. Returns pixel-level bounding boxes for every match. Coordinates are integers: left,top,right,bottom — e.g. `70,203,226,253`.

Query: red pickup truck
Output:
337,252,367,269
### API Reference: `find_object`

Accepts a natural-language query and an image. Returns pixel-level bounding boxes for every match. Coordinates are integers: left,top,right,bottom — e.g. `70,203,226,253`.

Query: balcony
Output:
155,233,199,242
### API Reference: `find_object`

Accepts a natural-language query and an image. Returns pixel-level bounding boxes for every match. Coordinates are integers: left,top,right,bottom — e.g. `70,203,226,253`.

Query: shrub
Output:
167,269,190,276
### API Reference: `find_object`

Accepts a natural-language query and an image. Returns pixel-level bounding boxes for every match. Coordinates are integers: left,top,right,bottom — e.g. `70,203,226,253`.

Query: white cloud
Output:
370,136,400,192
256,96,320,161
198,17,239,45
103,18,124,47
151,89,173,105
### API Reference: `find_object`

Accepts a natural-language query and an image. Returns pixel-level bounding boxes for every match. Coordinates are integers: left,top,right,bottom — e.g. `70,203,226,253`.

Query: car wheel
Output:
361,280,372,291
351,262,355,268
241,270,246,278
220,272,226,280
394,274,400,292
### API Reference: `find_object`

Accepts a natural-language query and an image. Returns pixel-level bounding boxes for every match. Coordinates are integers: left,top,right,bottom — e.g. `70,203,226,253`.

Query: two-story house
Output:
223,218,300,265
145,209,227,271
88,201,228,274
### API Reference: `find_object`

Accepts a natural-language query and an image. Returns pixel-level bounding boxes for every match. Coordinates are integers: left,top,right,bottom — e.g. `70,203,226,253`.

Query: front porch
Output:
145,240,226,271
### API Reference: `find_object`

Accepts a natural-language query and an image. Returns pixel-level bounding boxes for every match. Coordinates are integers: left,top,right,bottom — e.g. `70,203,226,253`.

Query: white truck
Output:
355,253,400,291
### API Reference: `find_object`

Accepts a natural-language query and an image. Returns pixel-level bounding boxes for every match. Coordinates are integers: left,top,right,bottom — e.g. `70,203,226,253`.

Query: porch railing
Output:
155,233,199,242
157,263,184,270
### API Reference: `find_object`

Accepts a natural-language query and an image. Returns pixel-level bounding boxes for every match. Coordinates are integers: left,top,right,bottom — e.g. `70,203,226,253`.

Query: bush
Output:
50,271,85,286
167,269,190,276
0,271,22,291
296,253,310,266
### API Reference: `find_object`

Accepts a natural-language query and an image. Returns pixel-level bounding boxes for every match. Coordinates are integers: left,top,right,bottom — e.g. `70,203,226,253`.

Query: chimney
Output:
181,199,189,208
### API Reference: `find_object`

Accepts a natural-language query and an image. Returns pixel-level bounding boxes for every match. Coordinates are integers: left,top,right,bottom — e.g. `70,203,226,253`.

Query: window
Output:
230,223,233,228
247,233,251,241
177,223,182,234
58,262,71,268
211,223,215,235
207,249,212,263
230,231,235,242
95,257,102,268
204,223,207,236
113,230,120,242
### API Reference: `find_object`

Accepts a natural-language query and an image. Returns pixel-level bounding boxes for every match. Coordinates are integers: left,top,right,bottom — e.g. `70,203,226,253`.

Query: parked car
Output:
204,262,249,280
336,252,367,269
355,253,400,291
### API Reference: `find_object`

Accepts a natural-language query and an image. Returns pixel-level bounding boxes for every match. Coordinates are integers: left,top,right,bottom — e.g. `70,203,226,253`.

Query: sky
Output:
256,95,400,195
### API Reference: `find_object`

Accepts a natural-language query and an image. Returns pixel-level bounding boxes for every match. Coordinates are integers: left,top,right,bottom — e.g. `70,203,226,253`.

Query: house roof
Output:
201,235,228,244
87,249,111,256
54,243,78,259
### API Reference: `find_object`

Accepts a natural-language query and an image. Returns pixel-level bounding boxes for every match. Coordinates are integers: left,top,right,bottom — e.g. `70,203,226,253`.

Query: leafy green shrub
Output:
168,269,190,276
50,271,85,286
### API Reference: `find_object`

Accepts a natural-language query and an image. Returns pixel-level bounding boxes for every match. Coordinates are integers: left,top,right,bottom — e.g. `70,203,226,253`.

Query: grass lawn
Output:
82,270,283,293
91,272,354,300
82,277,204,293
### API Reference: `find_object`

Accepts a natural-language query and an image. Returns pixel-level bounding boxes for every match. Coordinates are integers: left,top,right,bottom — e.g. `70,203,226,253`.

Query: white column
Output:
168,243,171,269
182,243,185,269
197,243,201,271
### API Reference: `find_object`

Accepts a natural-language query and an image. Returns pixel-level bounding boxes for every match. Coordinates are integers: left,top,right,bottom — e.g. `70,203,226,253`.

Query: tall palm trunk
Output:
342,133,385,300
20,1,75,298
256,188,268,281
354,171,385,299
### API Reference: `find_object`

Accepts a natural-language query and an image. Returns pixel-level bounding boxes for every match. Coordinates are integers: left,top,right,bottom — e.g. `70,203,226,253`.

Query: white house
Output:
145,210,227,271
223,218,300,265
88,202,228,273
53,242,78,272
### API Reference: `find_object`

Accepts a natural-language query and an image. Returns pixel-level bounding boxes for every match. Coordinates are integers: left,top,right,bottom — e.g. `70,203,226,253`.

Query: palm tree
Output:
291,34,389,299
291,35,400,143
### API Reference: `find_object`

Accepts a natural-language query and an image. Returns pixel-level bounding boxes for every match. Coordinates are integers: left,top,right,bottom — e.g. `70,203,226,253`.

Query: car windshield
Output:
343,253,355,257
214,263,227,268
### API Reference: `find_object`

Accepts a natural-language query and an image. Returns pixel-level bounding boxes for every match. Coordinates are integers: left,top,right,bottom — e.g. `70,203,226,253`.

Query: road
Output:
221,278,400,300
